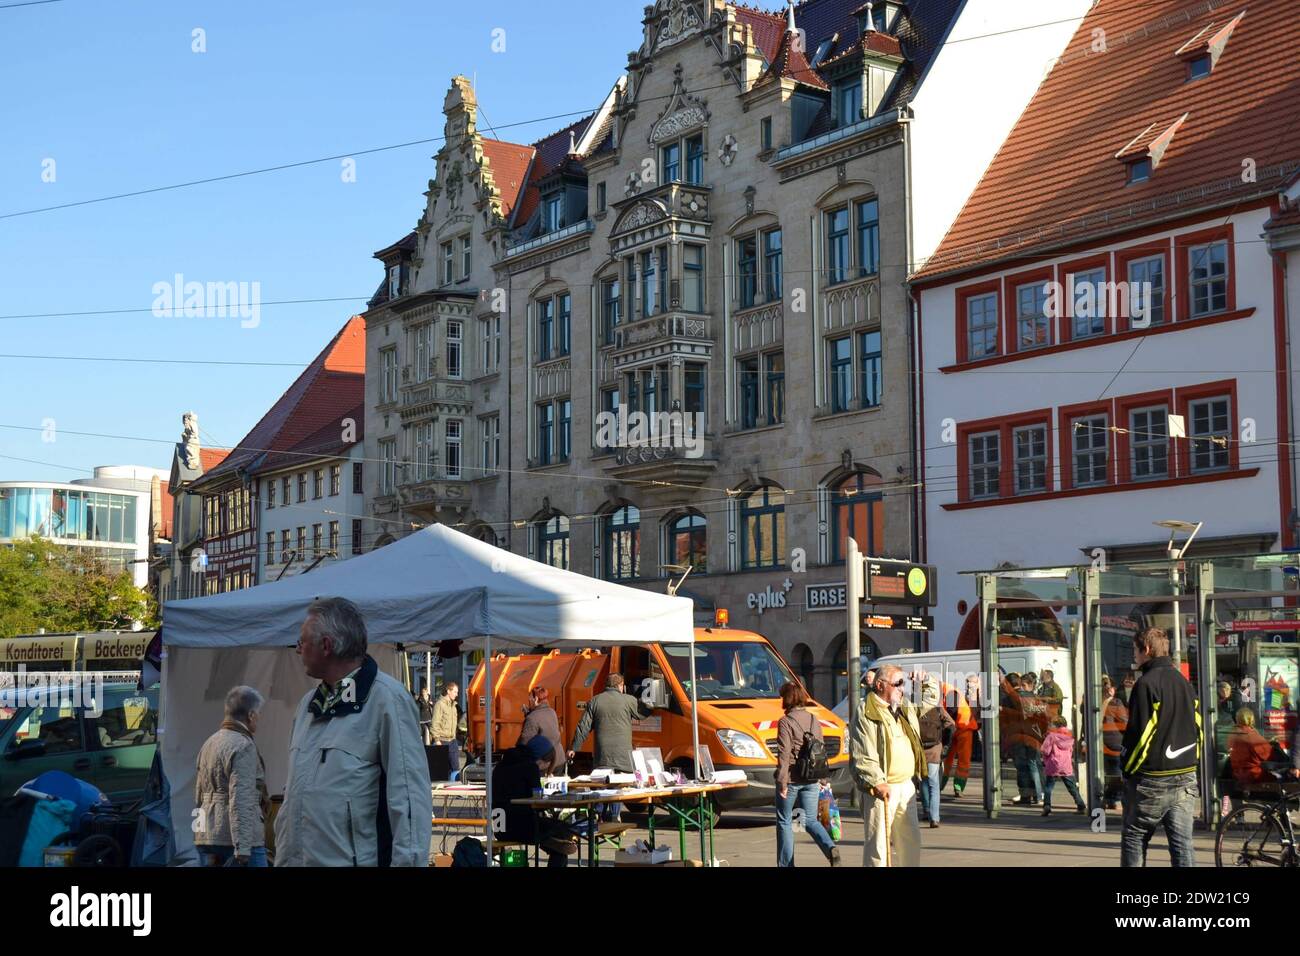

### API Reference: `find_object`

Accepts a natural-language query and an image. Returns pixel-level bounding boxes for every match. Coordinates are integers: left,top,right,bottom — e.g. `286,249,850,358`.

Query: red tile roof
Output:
510,114,596,229
735,5,786,62
916,0,1300,282
480,138,535,220
1266,199,1300,231
763,22,831,90
196,317,366,485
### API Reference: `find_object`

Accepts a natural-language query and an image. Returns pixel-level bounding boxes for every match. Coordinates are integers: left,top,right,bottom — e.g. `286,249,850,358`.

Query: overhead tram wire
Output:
0,0,1232,222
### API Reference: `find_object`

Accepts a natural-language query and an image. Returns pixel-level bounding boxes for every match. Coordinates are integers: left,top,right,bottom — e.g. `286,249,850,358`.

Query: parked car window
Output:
9,706,83,754
87,687,157,749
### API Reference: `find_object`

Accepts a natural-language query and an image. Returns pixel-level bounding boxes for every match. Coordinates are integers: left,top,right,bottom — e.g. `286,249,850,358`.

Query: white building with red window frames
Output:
912,0,1300,643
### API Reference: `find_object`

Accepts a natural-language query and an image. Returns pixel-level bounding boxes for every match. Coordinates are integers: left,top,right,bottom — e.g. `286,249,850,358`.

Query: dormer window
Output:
834,79,863,128
1126,158,1152,185
387,264,401,299
1174,10,1245,81
543,194,564,233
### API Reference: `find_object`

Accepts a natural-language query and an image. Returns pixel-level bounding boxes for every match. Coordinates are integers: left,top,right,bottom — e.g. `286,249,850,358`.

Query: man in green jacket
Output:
431,681,460,777
849,664,926,867
568,673,652,822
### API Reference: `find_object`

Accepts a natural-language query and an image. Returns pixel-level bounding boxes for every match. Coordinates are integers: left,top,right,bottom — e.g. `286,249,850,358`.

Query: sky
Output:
0,0,639,482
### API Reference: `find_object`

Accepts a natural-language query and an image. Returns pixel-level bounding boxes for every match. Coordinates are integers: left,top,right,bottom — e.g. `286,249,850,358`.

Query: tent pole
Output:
426,648,432,696
484,635,493,865
689,631,699,780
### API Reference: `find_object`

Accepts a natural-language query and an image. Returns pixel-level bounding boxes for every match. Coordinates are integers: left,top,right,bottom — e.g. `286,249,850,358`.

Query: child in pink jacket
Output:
1041,716,1086,816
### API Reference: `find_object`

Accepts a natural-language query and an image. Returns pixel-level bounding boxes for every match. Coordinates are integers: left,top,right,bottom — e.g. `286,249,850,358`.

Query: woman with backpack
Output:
774,681,840,867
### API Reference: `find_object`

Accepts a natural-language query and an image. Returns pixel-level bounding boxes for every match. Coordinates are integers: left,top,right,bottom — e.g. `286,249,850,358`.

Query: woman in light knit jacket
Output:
194,685,270,866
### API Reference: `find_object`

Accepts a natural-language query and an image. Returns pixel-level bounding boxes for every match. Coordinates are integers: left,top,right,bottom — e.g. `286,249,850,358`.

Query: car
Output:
1,681,158,807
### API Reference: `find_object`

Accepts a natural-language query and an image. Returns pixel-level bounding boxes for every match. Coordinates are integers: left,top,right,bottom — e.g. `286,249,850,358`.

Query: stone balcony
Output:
395,468,471,514
602,435,719,487
399,378,473,420
613,311,711,364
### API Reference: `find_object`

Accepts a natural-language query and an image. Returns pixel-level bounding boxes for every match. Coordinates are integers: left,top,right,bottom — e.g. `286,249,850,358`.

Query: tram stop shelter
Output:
964,551,1300,828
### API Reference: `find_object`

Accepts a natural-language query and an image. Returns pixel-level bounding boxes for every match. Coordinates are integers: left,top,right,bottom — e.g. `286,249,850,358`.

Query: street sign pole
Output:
846,536,863,737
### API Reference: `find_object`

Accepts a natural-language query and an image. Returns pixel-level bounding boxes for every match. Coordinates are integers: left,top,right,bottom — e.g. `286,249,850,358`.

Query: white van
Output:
833,645,1075,724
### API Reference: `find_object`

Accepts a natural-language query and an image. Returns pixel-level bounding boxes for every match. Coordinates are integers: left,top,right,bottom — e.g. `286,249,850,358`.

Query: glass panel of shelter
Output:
968,552,1300,827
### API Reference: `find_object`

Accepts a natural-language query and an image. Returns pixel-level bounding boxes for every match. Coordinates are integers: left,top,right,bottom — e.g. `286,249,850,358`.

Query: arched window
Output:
537,514,569,569
740,485,785,570
470,524,498,547
603,505,640,580
668,512,707,573
831,470,884,561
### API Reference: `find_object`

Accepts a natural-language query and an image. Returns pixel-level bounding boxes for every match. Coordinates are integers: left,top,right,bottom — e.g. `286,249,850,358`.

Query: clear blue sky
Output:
0,0,639,481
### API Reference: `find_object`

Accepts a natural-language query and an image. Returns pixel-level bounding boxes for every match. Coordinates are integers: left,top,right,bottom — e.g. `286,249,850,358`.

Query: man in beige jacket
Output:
849,664,926,867
194,685,269,866
431,681,460,777
274,597,433,867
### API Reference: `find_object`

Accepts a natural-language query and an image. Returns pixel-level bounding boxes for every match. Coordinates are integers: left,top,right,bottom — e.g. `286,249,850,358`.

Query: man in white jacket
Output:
274,597,432,866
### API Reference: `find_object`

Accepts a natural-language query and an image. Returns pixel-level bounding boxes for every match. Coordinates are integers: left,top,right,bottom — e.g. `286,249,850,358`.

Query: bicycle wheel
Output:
1215,803,1290,867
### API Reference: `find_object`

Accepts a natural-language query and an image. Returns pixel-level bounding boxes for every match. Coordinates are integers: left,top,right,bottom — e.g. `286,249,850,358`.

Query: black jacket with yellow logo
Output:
1121,656,1202,778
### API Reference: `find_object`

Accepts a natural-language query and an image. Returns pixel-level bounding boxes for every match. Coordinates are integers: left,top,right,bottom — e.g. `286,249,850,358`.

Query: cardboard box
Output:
613,846,673,865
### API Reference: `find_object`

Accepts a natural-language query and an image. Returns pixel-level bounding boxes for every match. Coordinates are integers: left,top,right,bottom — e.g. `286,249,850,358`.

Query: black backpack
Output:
793,712,829,783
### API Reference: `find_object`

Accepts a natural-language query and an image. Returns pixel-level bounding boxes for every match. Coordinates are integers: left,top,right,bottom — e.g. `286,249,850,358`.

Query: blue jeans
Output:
197,844,268,867
1044,774,1085,809
775,783,835,867
1012,743,1044,800
923,762,942,823
1121,773,1198,867
446,739,461,778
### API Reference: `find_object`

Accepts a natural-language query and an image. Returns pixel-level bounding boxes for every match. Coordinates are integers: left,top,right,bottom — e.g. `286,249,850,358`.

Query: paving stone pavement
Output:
585,796,1218,868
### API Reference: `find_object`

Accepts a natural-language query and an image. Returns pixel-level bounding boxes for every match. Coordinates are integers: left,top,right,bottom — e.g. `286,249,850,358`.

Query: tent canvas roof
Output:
162,523,694,648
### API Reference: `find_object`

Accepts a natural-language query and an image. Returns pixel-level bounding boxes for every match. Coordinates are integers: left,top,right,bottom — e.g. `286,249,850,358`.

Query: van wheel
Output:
73,834,123,868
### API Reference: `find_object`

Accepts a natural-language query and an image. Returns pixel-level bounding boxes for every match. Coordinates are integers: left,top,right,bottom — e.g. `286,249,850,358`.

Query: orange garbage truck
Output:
467,625,851,810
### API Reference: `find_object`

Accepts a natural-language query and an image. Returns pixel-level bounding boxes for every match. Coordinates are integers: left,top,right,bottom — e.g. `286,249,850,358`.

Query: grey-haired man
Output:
274,597,432,866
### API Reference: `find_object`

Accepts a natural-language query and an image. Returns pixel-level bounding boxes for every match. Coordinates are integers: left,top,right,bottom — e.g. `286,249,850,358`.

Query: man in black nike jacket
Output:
1119,626,1202,867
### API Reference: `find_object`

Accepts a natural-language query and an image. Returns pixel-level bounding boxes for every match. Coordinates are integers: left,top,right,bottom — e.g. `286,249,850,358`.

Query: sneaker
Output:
1041,805,1051,816
1011,795,1032,805
827,847,841,867
541,836,578,856
929,820,940,829
1075,806,1087,814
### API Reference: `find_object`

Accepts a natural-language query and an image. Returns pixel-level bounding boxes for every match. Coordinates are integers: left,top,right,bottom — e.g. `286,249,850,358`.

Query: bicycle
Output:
1214,767,1300,867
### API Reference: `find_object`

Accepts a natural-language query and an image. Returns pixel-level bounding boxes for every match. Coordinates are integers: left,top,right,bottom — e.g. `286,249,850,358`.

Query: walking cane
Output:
883,785,892,868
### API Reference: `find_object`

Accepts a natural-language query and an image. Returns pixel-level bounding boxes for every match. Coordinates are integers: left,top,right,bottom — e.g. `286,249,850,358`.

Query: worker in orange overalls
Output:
942,675,979,797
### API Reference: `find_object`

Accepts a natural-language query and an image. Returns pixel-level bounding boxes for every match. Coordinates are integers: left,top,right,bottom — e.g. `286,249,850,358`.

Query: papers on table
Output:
709,769,747,784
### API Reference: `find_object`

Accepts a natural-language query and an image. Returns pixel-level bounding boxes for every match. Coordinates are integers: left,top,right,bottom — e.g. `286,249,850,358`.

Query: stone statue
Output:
180,412,201,470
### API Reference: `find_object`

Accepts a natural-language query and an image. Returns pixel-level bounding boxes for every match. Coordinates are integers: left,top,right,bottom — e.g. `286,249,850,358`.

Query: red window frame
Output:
1115,388,1177,483
1004,409,1055,497
1001,266,1057,355
956,415,1007,503
1176,379,1239,474
954,278,1002,364
1057,399,1115,491
1059,253,1112,341
1114,240,1172,332
956,408,1053,502
1175,223,1235,323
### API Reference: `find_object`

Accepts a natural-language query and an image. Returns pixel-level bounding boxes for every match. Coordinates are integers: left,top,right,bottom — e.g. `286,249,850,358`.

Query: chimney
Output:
569,129,577,155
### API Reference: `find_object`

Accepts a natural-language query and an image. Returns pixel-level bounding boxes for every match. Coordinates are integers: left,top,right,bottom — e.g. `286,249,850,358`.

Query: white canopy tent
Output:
161,524,699,863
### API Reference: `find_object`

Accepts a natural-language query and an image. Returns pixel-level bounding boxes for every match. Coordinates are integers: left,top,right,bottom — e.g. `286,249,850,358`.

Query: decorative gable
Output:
649,63,710,144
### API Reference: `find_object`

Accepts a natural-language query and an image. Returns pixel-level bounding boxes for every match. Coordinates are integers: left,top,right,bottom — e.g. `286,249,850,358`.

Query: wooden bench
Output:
575,821,636,865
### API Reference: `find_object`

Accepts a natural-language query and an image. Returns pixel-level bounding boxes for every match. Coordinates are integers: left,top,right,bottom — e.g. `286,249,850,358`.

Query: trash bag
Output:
130,750,175,867
451,836,488,868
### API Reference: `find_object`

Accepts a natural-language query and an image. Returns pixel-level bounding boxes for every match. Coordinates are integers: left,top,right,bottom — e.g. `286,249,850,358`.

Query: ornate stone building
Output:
364,0,1091,701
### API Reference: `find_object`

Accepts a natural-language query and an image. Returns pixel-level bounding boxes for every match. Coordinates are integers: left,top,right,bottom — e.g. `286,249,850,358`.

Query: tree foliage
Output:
0,535,157,638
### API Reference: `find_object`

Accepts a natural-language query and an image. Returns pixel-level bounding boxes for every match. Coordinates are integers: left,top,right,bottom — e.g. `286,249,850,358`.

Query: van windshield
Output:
662,642,795,700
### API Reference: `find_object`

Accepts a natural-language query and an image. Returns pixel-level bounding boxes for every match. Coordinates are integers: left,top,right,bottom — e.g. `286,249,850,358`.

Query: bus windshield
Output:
662,641,796,700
